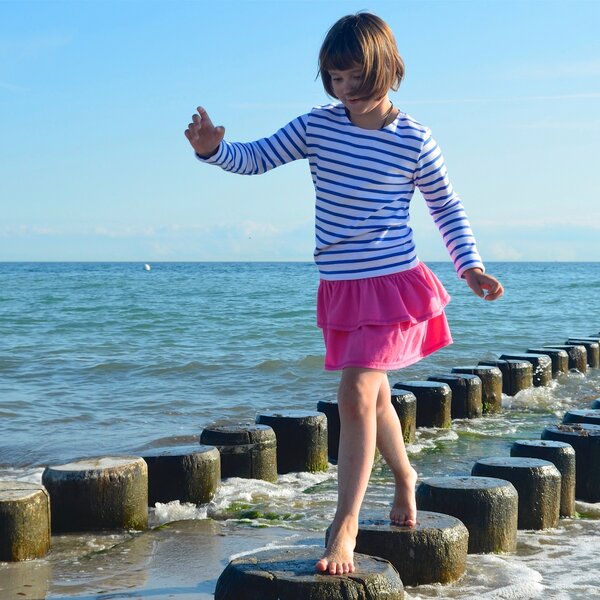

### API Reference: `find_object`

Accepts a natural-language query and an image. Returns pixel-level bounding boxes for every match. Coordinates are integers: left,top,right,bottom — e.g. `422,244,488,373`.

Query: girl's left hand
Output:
463,268,504,301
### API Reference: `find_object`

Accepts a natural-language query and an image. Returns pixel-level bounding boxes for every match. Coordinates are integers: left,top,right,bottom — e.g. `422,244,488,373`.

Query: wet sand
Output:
0,520,320,599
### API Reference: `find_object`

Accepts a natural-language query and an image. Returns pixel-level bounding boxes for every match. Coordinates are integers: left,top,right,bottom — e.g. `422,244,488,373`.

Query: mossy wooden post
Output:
542,423,600,501
510,439,576,517
142,444,220,506
0,482,50,561
317,400,340,462
199,423,277,482
42,456,148,532
542,344,587,373
527,348,569,377
255,410,328,474
214,547,405,600
451,365,502,414
471,457,560,530
478,359,532,396
499,353,552,387
390,389,417,443
416,476,518,553
566,338,600,369
392,381,451,428
346,512,468,586
427,373,483,419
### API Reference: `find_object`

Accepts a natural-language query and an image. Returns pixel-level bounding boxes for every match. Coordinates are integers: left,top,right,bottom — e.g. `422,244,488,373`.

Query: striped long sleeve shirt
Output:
197,103,484,281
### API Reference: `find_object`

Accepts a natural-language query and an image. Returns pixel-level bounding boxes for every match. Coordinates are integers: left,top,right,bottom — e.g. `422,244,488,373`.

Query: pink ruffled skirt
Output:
317,262,453,371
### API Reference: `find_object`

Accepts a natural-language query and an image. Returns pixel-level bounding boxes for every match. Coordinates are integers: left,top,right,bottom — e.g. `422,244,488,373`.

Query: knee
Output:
338,375,379,418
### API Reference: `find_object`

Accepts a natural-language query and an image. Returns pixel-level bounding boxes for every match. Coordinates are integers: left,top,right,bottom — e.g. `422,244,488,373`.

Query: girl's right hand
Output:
185,107,225,158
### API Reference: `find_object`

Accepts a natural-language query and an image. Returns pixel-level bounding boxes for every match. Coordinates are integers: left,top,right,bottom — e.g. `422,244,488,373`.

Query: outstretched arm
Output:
185,106,308,175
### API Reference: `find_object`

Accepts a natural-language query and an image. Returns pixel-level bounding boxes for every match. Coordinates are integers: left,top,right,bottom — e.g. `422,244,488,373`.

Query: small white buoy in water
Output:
144,264,151,271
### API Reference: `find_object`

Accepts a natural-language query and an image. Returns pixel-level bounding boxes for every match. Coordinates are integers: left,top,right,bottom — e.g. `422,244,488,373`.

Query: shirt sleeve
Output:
414,128,485,278
195,114,309,175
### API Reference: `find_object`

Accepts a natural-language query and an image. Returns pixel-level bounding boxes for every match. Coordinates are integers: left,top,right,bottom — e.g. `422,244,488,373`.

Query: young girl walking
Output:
186,12,503,576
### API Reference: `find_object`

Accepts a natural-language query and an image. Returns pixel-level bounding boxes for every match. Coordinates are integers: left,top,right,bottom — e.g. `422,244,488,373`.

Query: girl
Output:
185,12,503,576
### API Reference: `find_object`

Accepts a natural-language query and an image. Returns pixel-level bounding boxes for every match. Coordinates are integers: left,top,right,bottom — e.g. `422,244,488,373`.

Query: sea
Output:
1,261,599,599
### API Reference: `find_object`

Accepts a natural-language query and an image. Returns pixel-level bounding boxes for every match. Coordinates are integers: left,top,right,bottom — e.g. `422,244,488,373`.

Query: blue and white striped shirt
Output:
197,103,484,281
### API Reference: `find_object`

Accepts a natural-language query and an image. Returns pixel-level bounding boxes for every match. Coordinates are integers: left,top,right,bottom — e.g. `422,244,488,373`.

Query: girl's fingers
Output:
197,106,215,129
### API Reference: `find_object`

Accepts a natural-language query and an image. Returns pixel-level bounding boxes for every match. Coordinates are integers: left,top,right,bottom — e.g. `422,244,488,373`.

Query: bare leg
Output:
375,375,417,526
315,367,385,575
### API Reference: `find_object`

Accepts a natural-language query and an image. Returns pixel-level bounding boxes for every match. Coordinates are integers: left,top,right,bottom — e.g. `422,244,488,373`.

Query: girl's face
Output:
328,66,386,117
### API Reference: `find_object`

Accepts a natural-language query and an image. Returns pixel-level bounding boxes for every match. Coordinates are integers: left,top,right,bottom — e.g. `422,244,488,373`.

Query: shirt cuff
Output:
458,261,485,279
195,141,225,165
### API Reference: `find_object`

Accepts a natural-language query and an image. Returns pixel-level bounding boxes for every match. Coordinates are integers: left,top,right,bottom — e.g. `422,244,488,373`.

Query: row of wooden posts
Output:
1,334,599,599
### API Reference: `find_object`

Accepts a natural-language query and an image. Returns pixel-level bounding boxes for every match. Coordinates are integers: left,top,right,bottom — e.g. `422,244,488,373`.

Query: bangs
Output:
318,13,404,101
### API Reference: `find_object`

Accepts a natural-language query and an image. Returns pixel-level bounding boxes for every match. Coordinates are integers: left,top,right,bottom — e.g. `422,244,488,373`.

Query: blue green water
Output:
1,261,598,467
1,261,599,599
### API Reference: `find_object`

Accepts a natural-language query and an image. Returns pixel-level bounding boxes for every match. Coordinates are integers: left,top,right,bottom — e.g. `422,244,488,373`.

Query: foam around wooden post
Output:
499,353,552,387
390,389,417,443
451,365,502,414
0,482,50,561
510,439,576,517
471,457,560,530
542,423,600,501
392,382,451,428
255,410,328,474
416,476,517,554
142,444,220,506
317,400,340,462
42,456,148,532
527,348,569,377
478,359,532,396
427,373,483,419
214,547,405,600
349,512,469,586
199,423,277,482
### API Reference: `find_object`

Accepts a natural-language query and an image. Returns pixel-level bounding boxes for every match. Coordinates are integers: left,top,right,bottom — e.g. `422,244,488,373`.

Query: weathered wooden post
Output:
510,439,576,517
542,423,600,501
526,348,569,377
316,400,340,463
0,482,51,561
392,382,451,428
255,410,328,474
142,444,220,505
416,476,517,553
478,359,532,396
42,456,148,532
349,512,469,585
390,389,417,443
215,547,405,599
472,457,560,530
451,365,502,413
499,353,552,387
200,423,277,482
427,373,483,419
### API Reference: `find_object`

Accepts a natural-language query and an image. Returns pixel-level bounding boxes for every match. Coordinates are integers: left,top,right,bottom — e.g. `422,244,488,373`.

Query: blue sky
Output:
1,0,599,262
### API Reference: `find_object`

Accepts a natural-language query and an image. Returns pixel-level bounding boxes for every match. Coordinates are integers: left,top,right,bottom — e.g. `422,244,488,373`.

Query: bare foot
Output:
315,519,357,575
390,466,418,527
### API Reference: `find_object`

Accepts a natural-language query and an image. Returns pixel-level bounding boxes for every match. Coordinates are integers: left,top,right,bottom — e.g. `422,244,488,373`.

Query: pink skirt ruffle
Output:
317,262,453,371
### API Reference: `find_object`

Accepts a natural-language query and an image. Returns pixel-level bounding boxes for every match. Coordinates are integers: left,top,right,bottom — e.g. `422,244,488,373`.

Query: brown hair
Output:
318,12,404,101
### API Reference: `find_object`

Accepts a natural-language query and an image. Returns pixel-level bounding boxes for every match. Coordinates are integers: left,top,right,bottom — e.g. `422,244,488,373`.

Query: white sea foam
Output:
151,500,208,526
